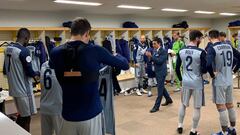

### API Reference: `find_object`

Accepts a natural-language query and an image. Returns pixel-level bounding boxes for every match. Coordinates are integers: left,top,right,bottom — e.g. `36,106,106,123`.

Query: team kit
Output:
3,18,240,135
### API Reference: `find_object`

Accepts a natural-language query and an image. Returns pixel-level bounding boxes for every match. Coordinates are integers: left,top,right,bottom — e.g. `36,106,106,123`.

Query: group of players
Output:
176,30,240,135
2,17,240,135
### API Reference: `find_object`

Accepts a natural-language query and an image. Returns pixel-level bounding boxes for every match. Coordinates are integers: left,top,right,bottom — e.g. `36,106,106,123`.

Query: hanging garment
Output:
45,36,55,55
102,39,113,53
129,37,140,61
164,36,173,50
119,39,130,62
99,66,115,135
146,37,153,48
115,39,123,55
27,44,41,72
35,41,47,66
107,35,115,51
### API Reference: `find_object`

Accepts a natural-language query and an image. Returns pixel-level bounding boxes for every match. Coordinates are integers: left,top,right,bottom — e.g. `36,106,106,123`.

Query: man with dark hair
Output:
3,28,39,132
146,37,173,113
220,32,231,45
172,31,185,92
207,30,238,135
176,30,207,135
50,17,129,135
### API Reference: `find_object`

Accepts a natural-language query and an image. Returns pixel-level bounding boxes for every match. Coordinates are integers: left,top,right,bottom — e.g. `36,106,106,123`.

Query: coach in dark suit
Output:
145,37,173,113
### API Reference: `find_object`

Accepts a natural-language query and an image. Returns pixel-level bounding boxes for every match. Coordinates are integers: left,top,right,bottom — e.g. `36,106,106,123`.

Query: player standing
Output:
40,61,63,135
133,35,148,96
3,28,39,132
207,30,237,135
176,30,207,135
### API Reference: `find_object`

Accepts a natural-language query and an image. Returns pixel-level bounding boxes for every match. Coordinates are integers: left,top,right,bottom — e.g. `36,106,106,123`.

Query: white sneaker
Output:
136,89,142,96
140,88,148,94
124,91,131,96
120,88,129,94
148,91,152,97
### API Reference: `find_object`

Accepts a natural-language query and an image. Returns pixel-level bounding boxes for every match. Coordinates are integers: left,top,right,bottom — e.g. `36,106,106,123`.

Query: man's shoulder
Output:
51,45,65,54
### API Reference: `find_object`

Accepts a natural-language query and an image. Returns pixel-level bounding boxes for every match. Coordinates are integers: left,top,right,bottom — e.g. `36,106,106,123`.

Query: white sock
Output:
178,123,183,128
191,128,196,133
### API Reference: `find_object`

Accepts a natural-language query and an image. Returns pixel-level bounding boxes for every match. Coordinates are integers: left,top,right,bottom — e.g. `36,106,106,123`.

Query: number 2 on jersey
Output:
44,69,52,90
220,51,232,67
186,56,193,71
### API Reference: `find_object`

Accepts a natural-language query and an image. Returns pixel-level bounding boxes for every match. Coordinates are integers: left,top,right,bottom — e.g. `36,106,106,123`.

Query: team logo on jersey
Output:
26,56,32,63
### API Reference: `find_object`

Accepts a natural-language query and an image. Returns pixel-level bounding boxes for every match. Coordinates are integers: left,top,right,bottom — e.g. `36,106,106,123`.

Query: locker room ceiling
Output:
1,0,240,18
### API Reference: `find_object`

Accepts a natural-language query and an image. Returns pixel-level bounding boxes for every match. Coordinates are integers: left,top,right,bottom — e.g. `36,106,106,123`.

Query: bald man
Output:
133,35,148,96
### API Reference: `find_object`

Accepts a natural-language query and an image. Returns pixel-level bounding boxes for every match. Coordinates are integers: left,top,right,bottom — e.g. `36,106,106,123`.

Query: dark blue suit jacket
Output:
152,47,168,77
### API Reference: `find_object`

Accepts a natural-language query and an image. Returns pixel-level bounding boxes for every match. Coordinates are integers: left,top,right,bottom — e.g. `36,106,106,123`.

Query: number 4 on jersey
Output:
43,69,52,90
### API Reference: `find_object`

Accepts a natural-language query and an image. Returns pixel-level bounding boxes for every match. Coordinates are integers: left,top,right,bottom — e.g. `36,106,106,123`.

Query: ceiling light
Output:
161,8,188,12
194,11,215,14
220,13,237,16
117,5,152,10
54,0,102,6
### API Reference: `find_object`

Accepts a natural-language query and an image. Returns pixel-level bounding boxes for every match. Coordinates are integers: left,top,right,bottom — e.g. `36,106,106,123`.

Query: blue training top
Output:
50,41,129,121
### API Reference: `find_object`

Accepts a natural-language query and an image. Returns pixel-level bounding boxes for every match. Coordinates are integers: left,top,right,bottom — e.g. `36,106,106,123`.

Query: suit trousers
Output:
154,75,171,109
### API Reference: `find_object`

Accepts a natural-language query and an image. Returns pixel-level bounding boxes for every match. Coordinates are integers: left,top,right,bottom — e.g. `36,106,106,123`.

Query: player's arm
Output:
200,51,207,74
97,47,129,70
19,48,40,82
232,47,240,72
151,50,168,65
206,46,216,78
232,57,239,73
175,53,182,81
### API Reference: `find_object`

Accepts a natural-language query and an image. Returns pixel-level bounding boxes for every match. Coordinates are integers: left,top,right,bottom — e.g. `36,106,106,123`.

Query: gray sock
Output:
147,86,152,92
227,108,236,127
218,109,228,131
192,108,201,129
178,104,186,126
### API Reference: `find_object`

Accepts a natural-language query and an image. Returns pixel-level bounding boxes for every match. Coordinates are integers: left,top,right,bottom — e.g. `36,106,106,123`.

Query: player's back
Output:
212,42,233,86
4,43,33,97
27,45,40,72
179,46,205,90
40,61,62,115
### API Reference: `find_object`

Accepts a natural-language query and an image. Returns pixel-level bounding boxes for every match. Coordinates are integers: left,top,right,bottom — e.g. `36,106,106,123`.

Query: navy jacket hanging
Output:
115,39,123,55
35,41,47,65
119,39,130,63
102,39,113,54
